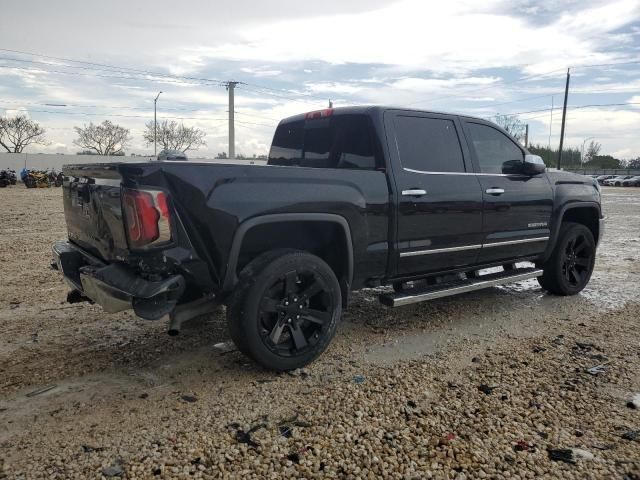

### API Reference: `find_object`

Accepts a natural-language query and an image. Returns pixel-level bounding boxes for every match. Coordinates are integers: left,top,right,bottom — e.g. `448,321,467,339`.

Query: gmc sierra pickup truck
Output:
52,106,604,371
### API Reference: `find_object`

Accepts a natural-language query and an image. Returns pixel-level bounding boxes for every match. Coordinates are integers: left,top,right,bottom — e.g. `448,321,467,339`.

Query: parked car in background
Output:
604,175,634,186
621,176,640,187
157,149,187,161
596,175,616,185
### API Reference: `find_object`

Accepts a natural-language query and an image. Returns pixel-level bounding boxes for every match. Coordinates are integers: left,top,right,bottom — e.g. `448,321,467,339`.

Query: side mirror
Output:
523,154,546,175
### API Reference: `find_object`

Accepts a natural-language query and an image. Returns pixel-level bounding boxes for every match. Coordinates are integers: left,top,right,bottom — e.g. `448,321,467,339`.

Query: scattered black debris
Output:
82,445,103,453
575,341,597,351
286,452,300,463
233,423,266,449
504,454,516,465
353,375,365,384
407,400,417,408
532,345,546,353
621,430,639,441
592,443,615,451
139,393,149,399
471,357,481,363
478,384,496,395
279,425,292,438
575,430,584,437
180,395,198,403
447,381,459,389
153,467,162,476
578,322,586,327
547,448,575,464
501,394,509,401
537,431,549,439
190,457,202,465
25,385,57,398
513,440,534,452
552,335,565,345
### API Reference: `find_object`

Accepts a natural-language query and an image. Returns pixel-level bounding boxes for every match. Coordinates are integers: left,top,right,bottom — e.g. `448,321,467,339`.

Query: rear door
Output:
385,111,483,275
461,120,553,263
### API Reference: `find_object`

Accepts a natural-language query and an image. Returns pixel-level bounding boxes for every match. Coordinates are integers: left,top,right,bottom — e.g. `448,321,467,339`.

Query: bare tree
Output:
585,140,602,162
493,114,526,143
0,114,49,153
144,120,206,153
73,121,131,156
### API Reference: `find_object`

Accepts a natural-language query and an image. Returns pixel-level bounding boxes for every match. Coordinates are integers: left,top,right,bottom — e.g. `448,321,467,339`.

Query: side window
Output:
333,115,377,170
466,123,524,174
393,116,465,173
268,121,303,166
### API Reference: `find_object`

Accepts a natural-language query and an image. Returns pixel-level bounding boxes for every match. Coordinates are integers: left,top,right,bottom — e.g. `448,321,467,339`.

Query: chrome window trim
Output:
400,236,549,257
403,167,527,177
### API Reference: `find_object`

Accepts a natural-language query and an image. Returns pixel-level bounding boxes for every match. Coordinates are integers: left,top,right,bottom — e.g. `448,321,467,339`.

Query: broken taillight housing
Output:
121,187,172,249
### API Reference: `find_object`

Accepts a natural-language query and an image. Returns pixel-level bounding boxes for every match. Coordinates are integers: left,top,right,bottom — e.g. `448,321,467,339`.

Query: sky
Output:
0,0,639,159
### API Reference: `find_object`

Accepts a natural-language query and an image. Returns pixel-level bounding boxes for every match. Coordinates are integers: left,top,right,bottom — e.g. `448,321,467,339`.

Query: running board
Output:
380,268,543,307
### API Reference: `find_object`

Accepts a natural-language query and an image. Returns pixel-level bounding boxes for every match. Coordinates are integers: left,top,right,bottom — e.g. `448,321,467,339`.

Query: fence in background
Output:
565,168,640,176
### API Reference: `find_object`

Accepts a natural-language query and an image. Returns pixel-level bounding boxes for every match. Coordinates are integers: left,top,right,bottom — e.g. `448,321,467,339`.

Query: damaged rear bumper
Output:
52,240,185,320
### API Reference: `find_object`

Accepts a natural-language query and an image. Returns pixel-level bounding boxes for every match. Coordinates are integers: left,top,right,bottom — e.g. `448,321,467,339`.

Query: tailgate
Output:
62,164,129,261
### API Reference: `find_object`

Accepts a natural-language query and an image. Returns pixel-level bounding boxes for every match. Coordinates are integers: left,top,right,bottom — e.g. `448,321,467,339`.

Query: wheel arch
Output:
222,213,354,297
542,202,601,261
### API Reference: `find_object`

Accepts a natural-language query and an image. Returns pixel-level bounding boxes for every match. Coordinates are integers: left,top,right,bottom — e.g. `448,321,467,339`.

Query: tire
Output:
537,222,596,296
226,249,342,371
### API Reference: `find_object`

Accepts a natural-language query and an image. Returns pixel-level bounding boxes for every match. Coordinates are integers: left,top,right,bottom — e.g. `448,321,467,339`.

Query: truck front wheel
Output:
227,249,342,371
537,222,596,296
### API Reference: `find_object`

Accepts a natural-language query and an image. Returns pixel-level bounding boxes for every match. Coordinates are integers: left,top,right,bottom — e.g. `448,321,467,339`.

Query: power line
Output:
0,48,225,85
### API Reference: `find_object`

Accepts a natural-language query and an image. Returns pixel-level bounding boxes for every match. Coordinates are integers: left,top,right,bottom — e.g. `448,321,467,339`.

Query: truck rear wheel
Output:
537,222,596,296
227,249,342,371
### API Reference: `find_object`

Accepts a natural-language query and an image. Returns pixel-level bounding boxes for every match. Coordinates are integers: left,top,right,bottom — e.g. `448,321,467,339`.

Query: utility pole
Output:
524,124,529,148
328,99,333,108
548,96,553,149
226,81,239,159
557,68,570,170
154,91,162,158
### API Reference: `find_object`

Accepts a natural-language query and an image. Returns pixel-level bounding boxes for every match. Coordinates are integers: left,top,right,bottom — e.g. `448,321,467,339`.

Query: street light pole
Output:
154,91,163,158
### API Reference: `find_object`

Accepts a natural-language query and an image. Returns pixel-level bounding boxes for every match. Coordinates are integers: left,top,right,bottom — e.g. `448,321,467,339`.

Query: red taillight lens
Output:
122,188,171,249
304,108,333,120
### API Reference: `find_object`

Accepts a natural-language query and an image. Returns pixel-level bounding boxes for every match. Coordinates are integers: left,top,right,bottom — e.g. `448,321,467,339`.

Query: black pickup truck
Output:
53,106,604,370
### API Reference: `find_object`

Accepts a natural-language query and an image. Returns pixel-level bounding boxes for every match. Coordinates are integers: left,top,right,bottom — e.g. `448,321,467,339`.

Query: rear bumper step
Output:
380,267,543,307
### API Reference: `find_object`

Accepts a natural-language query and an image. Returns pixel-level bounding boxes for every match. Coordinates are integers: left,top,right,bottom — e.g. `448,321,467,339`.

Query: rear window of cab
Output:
268,114,380,170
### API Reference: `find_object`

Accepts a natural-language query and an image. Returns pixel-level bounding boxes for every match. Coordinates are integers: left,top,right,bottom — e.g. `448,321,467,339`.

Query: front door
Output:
462,121,553,264
385,111,484,276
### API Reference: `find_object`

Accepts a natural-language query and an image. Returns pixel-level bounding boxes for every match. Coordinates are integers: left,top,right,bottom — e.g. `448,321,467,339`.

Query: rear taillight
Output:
122,187,172,249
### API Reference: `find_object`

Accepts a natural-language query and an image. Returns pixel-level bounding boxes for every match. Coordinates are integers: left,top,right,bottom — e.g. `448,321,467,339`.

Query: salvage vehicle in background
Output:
595,175,615,185
52,106,604,371
604,175,634,186
621,176,640,187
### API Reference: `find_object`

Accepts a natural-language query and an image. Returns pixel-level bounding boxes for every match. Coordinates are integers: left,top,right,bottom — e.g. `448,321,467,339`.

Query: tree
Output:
215,152,228,159
626,157,640,169
584,140,601,162
73,120,130,155
0,114,48,152
493,114,526,143
585,155,622,169
143,120,206,153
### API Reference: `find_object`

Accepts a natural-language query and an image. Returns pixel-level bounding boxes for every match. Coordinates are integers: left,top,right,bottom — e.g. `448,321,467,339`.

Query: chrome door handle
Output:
486,188,505,195
402,189,427,196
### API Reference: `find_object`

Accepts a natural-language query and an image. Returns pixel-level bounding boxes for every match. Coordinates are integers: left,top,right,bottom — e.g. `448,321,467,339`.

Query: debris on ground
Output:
25,384,57,398
352,375,366,384
101,464,124,477
232,423,266,449
586,363,609,375
478,383,497,395
627,393,640,410
513,440,535,452
180,394,198,403
621,430,639,441
547,448,576,464
212,341,237,355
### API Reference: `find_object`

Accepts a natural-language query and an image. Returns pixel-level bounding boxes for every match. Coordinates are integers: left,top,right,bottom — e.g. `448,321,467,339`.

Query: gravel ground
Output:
0,186,638,479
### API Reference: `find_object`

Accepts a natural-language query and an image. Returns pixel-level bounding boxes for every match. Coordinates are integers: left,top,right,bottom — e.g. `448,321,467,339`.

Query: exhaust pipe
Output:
165,296,218,336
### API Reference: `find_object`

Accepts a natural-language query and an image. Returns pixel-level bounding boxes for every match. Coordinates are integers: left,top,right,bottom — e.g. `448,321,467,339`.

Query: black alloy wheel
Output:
258,269,335,357
537,222,596,296
227,249,341,371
